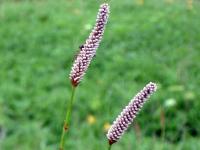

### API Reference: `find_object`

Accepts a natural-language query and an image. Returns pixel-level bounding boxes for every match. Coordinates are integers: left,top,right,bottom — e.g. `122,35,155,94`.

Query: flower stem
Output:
108,144,112,150
59,86,76,150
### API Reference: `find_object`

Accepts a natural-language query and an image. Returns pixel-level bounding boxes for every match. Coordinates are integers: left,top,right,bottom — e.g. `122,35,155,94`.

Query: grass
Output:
0,0,200,149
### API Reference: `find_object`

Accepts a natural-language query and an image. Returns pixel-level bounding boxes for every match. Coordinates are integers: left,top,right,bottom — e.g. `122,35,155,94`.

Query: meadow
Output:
0,0,200,149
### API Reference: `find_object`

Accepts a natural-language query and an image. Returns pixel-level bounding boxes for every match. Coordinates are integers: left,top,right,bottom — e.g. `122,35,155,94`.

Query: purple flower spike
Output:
69,3,110,87
107,82,157,145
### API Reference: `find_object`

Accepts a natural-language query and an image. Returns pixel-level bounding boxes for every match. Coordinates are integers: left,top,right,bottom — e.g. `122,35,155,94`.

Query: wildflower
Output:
69,3,110,87
104,122,111,132
136,0,144,5
107,82,157,145
164,98,176,108
87,115,96,125
187,0,193,10
59,4,109,150
165,0,174,4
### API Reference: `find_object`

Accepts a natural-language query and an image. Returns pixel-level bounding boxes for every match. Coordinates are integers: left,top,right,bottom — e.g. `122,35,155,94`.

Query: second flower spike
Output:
107,82,157,145
69,3,110,87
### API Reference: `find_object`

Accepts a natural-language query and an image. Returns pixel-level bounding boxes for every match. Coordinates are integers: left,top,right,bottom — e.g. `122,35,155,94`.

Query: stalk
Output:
108,144,112,150
59,86,76,150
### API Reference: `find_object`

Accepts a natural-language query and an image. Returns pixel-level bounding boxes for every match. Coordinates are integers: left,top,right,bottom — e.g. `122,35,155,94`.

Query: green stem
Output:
59,86,76,150
108,144,112,150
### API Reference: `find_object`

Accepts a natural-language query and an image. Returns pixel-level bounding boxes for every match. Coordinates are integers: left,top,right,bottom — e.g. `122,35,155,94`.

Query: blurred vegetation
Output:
0,0,200,149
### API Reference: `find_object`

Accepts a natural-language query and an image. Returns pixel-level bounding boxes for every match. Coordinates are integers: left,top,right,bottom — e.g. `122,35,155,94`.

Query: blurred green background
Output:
0,0,200,149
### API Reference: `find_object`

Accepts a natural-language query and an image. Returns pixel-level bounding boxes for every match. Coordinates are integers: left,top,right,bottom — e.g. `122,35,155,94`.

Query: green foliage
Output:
0,0,200,149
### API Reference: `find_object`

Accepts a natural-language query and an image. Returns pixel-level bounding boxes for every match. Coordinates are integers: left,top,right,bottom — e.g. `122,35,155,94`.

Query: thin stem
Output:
160,107,165,150
108,144,112,150
59,86,76,150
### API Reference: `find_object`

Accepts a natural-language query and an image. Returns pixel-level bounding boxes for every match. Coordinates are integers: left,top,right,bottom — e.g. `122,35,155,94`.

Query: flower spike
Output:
107,82,157,145
69,3,110,87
